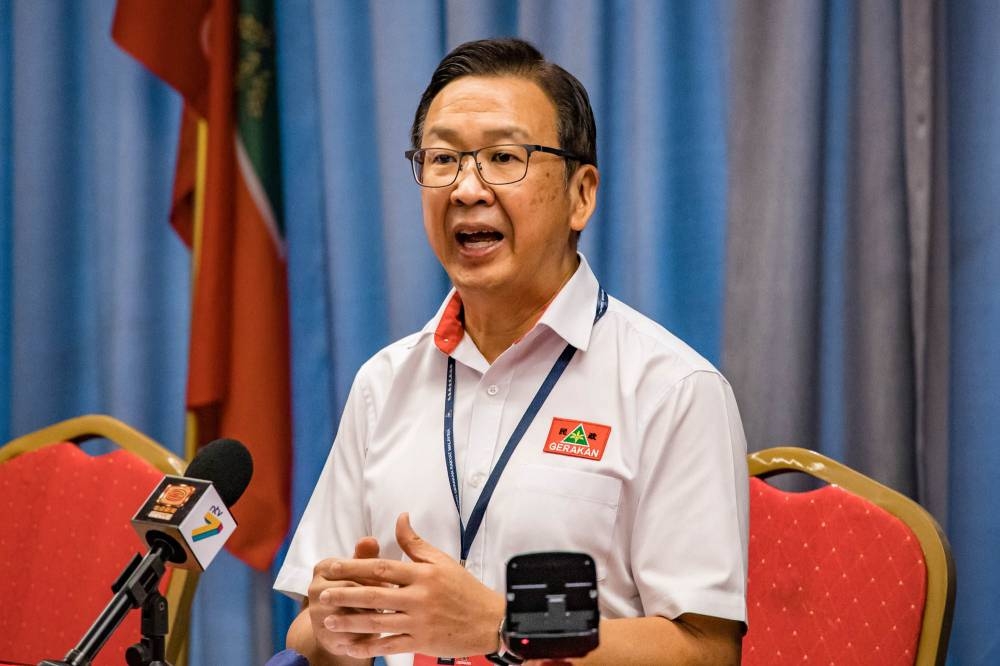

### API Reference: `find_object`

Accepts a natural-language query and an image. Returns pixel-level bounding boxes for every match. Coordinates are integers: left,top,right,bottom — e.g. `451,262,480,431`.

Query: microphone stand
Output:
39,545,173,666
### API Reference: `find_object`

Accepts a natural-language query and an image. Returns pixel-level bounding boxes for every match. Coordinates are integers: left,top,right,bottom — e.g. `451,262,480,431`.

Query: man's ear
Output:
569,164,600,233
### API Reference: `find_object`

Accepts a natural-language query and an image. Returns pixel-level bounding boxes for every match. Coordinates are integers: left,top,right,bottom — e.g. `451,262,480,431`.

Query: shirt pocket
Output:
504,463,622,581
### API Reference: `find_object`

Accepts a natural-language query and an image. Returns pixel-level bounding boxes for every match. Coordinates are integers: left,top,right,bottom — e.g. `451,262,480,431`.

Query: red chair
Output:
0,415,198,666
743,446,955,665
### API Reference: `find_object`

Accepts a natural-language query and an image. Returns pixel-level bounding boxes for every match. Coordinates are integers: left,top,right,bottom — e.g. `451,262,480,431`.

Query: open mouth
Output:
456,228,505,249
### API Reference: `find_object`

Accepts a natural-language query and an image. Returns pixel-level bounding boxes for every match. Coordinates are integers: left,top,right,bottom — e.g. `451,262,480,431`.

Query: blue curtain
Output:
0,0,12,442
1,1,189,443
2,1,999,664
947,0,1000,662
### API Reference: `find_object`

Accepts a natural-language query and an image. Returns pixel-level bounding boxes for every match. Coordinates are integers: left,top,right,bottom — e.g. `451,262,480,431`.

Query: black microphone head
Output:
184,438,254,507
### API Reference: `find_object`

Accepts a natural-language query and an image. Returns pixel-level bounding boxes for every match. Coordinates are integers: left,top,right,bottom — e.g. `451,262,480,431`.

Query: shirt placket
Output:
459,358,513,580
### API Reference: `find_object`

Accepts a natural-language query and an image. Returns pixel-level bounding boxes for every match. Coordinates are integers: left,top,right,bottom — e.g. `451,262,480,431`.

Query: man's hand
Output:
306,535,384,658
318,512,506,659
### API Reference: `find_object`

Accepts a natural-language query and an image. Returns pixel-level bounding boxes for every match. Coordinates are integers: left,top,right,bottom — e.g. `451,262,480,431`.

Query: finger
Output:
353,536,380,559
322,557,418,586
314,569,385,593
395,512,447,565
341,632,416,659
351,537,399,589
316,630,379,658
317,581,375,606
324,584,411,612
323,609,409,635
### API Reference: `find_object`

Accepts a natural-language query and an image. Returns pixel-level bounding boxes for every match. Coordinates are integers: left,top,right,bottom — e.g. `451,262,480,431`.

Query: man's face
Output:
419,75,597,305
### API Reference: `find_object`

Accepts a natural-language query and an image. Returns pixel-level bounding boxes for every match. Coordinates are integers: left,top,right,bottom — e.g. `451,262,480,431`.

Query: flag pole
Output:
185,118,210,463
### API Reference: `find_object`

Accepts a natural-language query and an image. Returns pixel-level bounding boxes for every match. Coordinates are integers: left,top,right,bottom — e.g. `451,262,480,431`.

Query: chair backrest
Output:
0,414,198,666
743,446,955,666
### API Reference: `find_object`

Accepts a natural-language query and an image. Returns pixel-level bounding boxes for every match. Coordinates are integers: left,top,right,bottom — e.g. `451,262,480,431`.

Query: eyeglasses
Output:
404,144,590,188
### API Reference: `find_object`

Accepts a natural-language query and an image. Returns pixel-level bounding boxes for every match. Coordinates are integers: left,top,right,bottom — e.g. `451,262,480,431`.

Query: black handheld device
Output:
503,551,600,660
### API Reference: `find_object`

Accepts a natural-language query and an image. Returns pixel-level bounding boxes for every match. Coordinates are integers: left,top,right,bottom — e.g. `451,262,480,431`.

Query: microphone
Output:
40,438,253,666
132,437,253,571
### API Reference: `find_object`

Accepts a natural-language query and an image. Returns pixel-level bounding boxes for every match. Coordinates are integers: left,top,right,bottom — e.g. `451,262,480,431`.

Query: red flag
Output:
113,0,291,570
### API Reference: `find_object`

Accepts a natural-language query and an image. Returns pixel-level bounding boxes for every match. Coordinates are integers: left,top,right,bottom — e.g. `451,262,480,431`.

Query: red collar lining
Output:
434,292,464,355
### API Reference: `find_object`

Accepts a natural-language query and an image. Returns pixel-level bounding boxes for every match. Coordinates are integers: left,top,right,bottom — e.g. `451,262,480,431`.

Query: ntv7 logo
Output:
191,505,225,541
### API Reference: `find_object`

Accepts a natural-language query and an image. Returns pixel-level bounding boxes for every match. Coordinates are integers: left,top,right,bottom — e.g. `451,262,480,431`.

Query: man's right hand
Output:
303,537,384,660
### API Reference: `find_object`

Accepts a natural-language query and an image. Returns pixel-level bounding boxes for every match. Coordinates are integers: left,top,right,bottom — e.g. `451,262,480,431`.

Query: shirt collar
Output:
535,253,602,352
421,253,602,356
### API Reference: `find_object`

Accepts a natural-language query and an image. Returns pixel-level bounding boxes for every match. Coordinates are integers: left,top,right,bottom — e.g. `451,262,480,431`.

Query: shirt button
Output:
470,472,486,487
486,384,499,396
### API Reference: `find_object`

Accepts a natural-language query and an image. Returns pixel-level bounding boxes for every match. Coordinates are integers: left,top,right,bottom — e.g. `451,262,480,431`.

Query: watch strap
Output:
485,617,524,665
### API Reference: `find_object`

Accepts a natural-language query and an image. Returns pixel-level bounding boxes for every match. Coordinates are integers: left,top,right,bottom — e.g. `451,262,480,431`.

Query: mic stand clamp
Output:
125,590,171,666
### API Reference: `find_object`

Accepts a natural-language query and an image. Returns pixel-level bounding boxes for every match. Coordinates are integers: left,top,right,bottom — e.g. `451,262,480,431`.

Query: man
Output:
275,38,748,665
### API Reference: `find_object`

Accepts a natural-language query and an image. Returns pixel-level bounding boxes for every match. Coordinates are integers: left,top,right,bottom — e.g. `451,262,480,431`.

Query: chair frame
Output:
0,414,198,666
748,446,956,666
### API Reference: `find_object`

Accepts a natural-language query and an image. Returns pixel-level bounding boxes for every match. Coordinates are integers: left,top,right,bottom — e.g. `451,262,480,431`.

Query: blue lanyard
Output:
443,287,608,564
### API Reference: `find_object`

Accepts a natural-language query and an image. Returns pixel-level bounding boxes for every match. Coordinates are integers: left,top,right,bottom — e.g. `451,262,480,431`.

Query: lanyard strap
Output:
443,287,608,563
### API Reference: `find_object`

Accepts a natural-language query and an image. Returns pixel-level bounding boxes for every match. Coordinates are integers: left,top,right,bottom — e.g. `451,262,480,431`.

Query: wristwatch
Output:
486,617,524,665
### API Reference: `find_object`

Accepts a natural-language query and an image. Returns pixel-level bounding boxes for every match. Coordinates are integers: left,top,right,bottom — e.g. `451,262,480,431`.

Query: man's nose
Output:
450,154,494,205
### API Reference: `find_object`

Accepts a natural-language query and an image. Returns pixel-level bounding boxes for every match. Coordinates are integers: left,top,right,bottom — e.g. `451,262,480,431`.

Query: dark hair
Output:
410,37,598,172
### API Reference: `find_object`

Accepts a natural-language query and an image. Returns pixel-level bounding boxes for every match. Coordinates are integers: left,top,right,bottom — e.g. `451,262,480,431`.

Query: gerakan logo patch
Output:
543,417,612,461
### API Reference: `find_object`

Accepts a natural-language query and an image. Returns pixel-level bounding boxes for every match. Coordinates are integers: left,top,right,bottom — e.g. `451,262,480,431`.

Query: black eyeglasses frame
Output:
403,143,591,188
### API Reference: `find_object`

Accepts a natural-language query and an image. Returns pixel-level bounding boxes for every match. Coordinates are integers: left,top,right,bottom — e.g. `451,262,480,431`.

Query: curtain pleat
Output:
724,0,827,458
724,0,948,503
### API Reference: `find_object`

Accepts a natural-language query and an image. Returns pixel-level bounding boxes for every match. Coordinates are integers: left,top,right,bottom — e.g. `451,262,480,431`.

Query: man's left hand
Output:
319,512,505,659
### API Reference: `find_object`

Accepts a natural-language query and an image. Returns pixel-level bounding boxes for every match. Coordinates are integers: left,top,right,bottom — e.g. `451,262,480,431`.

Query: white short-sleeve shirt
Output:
274,255,749,664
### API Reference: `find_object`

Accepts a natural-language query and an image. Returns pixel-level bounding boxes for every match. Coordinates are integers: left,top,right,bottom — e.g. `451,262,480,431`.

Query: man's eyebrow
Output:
422,125,532,144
